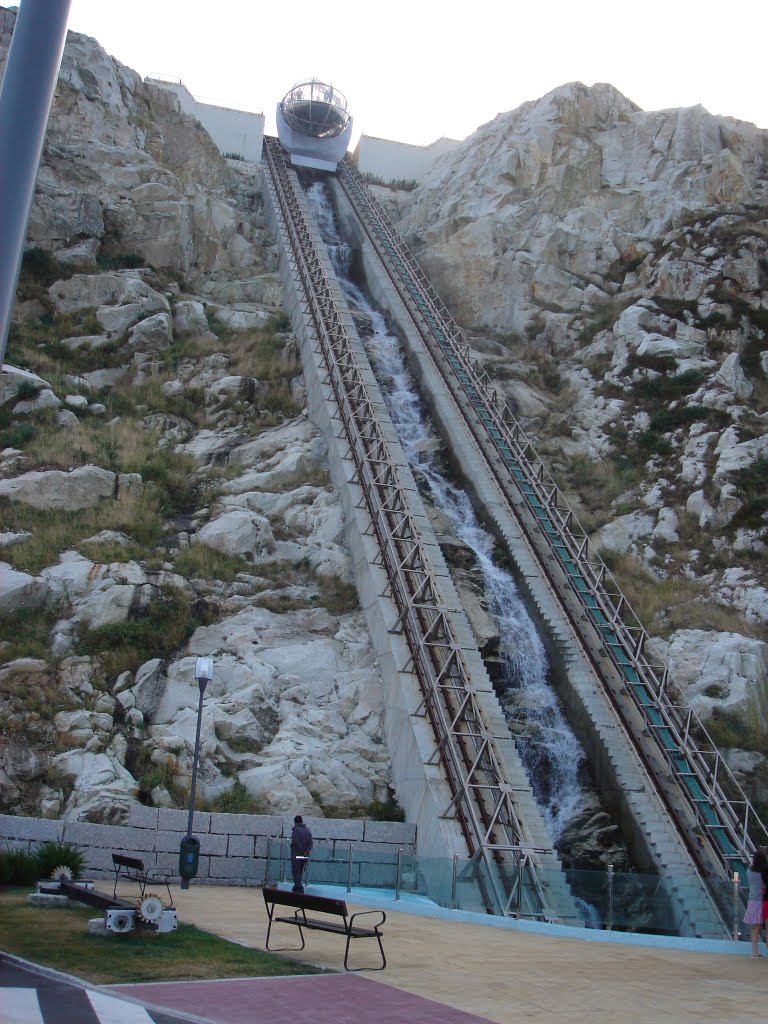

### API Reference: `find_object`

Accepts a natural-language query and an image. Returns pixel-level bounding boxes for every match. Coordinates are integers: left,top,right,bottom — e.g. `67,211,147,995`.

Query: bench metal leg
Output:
265,917,306,954
343,932,387,972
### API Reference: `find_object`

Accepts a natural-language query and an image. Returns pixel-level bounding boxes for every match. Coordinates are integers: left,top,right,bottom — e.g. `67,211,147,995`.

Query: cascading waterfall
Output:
305,181,587,845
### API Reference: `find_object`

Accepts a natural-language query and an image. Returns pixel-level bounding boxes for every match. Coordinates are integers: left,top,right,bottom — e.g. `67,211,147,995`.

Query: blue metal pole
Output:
0,0,72,367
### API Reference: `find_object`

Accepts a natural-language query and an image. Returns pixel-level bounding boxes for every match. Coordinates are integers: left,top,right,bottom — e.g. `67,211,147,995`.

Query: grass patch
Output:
0,605,61,666
77,587,204,678
577,296,633,346
704,710,768,757
199,782,266,814
559,454,638,525
18,418,157,474
174,545,251,583
599,550,758,638
0,492,164,575
0,889,321,983
731,458,768,529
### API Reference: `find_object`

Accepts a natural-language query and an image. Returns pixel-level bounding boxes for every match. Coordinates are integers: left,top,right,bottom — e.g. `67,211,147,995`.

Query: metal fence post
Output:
347,844,352,894
450,853,458,910
395,848,402,901
515,858,522,919
607,864,614,931
264,836,271,885
733,871,740,942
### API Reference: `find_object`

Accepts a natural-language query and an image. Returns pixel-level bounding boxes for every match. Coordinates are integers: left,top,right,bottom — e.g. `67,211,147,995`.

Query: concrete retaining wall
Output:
145,78,265,162
353,135,461,183
0,809,416,887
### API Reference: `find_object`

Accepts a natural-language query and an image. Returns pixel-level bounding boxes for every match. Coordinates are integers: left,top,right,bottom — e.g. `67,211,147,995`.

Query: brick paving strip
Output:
111,974,496,1024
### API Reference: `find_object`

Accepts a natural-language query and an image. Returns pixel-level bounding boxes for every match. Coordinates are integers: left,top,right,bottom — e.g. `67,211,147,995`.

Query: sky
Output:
64,0,768,148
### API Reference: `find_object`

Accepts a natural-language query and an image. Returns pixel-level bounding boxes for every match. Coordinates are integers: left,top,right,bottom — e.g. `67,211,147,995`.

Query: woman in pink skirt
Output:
744,848,768,957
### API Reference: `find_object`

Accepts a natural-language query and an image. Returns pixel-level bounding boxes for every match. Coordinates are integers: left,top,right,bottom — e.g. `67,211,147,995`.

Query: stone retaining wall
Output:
0,808,416,887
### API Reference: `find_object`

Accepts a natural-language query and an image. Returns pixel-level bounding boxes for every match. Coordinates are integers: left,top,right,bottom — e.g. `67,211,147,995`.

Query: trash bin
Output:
179,836,200,881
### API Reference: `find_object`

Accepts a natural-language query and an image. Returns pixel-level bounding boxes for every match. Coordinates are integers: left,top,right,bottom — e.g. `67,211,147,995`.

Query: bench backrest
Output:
112,854,145,872
262,886,347,917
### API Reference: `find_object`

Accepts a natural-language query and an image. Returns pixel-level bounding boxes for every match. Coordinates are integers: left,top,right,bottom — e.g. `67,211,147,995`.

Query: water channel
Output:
305,180,598,847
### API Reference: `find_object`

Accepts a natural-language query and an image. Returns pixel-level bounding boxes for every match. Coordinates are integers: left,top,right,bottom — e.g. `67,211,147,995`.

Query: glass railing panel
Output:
264,845,739,939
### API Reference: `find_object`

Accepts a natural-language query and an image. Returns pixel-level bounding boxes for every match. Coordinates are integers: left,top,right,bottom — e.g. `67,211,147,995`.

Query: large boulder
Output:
0,564,48,615
650,630,768,728
0,466,118,510
193,509,275,559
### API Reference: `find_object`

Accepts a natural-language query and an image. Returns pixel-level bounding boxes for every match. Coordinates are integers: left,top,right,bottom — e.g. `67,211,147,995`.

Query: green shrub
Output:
96,253,144,270
77,587,200,677
731,458,768,529
18,247,64,288
648,405,709,433
0,422,36,450
200,782,264,814
0,848,41,886
34,842,85,881
366,799,406,822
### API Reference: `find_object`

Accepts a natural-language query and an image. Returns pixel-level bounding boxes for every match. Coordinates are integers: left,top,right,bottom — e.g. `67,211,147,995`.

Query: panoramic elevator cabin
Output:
276,78,352,172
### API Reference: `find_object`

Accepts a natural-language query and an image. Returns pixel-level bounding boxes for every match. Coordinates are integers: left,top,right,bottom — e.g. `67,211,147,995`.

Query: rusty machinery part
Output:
49,865,73,880
136,893,164,925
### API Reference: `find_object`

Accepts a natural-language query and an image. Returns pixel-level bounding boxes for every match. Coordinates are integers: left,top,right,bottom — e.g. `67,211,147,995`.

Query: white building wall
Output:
353,134,461,183
146,78,265,163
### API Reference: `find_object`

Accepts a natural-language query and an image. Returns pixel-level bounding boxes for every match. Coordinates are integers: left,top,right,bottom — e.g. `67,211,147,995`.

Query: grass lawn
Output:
0,889,323,984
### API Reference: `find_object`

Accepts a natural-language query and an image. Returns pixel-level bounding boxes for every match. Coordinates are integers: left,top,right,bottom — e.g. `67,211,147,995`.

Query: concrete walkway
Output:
108,884,768,1023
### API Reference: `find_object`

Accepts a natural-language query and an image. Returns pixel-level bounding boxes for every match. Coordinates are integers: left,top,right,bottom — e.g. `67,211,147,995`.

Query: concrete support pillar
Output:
0,0,71,366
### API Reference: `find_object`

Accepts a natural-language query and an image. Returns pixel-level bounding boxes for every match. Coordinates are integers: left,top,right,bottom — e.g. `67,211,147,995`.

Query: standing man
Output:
290,815,313,894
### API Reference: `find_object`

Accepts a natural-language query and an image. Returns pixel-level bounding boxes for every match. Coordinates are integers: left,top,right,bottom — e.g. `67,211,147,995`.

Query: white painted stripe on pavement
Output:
86,990,155,1023
0,989,44,1024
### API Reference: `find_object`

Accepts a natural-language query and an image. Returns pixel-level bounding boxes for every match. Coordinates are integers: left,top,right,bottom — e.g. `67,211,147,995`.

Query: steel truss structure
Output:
337,155,768,912
263,136,552,919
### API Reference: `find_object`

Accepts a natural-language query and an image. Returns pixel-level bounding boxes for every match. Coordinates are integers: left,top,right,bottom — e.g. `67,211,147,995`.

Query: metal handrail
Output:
338,156,768,893
262,138,551,920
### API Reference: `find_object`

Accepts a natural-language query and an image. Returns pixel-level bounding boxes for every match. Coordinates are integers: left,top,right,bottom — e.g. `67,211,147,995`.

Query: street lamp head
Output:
195,656,214,688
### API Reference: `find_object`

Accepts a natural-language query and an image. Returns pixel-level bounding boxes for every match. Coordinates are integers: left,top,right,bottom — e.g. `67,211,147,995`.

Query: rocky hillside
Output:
389,82,768,811
0,9,394,823
1,7,766,838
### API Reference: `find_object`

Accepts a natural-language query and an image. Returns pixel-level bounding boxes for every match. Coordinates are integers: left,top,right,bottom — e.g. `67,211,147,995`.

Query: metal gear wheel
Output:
50,864,73,880
136,893,164,924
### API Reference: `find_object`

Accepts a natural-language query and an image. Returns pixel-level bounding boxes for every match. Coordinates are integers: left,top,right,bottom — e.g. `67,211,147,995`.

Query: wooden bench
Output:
262,886,386,971
112,853,174,907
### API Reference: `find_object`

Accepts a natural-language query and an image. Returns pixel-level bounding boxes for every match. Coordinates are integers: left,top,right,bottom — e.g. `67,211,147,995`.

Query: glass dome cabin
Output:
276,79,353,172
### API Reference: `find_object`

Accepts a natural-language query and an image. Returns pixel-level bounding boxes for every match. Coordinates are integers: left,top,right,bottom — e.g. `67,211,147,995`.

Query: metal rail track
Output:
262,137,554,919
337,155,768,918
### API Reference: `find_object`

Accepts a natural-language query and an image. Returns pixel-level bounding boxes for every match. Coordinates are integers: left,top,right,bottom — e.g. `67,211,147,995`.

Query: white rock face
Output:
140,607,391,815
650,630,768,728
193,509,275,559
52,749,139,822
401,84,768,336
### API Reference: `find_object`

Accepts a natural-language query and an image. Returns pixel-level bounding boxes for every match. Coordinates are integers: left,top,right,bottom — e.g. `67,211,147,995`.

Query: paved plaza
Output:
2,883,768,1023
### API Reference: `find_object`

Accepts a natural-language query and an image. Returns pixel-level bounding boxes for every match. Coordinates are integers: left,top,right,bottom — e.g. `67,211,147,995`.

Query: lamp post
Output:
179,656,213,890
